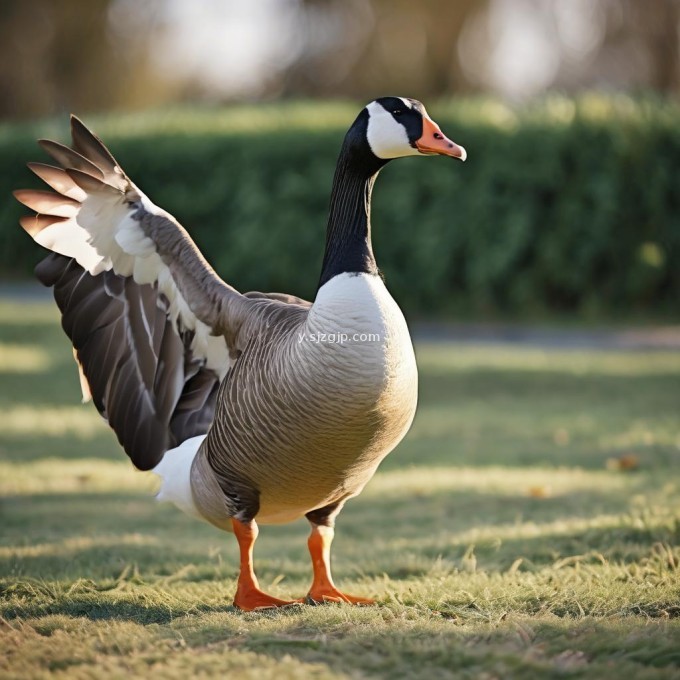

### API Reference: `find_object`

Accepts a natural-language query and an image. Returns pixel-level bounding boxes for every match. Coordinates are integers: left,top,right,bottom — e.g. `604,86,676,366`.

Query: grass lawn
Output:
1,300,679,679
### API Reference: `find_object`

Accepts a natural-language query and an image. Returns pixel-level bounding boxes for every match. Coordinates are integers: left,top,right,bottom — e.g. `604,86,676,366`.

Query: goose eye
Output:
393,109,403,116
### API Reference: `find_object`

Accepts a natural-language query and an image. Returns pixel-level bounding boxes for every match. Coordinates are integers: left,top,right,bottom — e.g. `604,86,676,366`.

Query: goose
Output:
14,97,466,610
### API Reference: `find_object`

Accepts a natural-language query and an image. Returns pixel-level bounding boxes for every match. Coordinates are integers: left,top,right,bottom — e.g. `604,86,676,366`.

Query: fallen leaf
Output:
528,485,551,498
606,454,639,471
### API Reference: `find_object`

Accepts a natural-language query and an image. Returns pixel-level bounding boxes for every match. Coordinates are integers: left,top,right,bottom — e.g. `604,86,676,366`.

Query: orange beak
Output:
415,116,467,161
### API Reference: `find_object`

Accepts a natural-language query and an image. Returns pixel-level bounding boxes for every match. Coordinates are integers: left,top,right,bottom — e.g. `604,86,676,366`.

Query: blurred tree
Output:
1,0,679,120
595,0,680,92
454,0,680,98
0,0,175,119
280,0,489,99
0,0,491,118
542,0,680,93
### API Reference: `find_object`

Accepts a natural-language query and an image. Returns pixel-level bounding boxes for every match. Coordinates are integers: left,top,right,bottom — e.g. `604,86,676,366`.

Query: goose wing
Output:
14,116,253,469
243,291,312,307
35,252,219,470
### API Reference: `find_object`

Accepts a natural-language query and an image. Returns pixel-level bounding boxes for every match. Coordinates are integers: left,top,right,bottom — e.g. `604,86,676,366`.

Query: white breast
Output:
251,271,418,524
303,272,417,393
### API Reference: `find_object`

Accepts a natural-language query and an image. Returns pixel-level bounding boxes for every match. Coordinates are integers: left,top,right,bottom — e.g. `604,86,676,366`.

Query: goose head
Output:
319,97,467,287
360,96,467,163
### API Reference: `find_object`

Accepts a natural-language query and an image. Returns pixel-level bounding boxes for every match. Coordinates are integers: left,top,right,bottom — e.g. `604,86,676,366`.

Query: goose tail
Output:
153,434,206,520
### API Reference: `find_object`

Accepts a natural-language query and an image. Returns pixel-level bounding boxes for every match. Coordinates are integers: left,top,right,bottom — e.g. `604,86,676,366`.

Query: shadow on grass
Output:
1,594,197,625
2,363,677,465
2,595,680,679
2,480,674,585
239,616,680,678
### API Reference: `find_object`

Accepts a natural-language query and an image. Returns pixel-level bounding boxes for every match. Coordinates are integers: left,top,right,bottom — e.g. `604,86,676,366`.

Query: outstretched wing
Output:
14,116,250,469
36,253,219,470
15,116,242,378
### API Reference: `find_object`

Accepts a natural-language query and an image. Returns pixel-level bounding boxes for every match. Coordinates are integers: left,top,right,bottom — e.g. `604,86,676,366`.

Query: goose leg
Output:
231,518,298,611
305,522,375,605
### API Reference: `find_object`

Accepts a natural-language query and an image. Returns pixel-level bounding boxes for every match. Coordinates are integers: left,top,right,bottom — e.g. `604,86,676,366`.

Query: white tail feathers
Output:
153,435,206,521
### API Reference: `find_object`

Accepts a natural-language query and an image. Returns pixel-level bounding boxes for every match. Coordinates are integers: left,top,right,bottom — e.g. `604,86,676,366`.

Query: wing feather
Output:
38,139,105,179
28,163,87,201
66,167,122,195
13,189,80,217
19,214,69,237
15,116,266,467
16,115,238,379
36,253,219,470
70,115,122,180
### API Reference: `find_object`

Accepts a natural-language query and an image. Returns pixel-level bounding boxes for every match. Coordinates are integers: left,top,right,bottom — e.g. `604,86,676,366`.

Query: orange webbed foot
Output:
304,523,375,605
233,586,302,611
306,586,375,605
231,517,303,612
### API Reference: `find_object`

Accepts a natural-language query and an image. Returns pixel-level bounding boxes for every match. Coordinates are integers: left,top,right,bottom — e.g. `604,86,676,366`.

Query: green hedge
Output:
1,96,678,318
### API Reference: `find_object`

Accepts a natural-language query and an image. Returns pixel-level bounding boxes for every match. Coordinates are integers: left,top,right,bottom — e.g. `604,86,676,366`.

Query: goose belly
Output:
251,273,418,523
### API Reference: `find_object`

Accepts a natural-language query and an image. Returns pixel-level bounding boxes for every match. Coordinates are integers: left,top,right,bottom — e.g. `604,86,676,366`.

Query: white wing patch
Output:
32,218,107,275
15,121,231,379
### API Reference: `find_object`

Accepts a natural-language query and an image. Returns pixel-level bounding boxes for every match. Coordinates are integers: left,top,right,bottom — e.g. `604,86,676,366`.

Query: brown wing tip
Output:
37,138,57,153
66,167,122,195
70,114,88,135
13,188,80,209
18,213,41,236
12,189,38,207
27,161,47,172
26,161,65,182
19,213,68,237
69,115,122,176
37,137,105,180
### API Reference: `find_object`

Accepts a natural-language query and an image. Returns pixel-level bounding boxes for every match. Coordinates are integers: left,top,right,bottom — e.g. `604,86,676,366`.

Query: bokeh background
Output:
2,3,680,677
0,0,679,320
3,0,680,116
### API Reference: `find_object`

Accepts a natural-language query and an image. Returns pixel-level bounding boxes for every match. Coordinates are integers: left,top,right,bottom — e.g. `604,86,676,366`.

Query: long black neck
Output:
318,113,387,289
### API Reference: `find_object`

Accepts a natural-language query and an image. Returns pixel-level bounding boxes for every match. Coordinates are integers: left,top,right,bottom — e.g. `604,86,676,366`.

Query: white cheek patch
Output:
366,102,421,160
